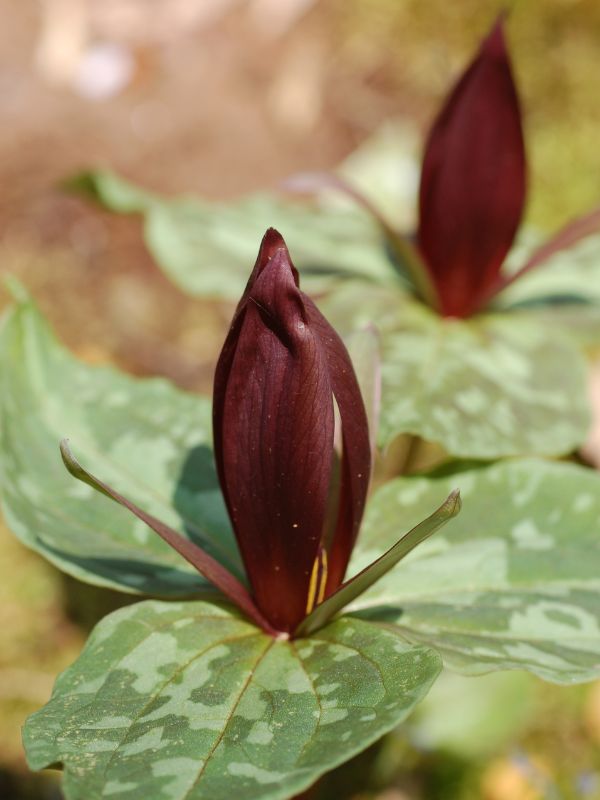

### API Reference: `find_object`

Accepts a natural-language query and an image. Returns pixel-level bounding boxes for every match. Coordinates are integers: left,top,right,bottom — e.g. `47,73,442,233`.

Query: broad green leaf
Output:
379,310,591,458
72,171,398,298
348,458,600,683
296,490,461,637
24,600,442,800
0,299,240,595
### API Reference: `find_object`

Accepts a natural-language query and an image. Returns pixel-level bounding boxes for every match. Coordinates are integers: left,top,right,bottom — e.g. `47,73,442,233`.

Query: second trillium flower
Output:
61,230,460,638
291,17,600,320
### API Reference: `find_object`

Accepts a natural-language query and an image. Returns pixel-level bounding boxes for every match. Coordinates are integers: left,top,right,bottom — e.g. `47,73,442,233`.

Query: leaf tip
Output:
3,275,31,304
60,438,83,480
446,488,462,517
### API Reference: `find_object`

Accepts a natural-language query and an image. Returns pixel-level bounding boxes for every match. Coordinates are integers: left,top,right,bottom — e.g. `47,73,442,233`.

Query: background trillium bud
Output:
418,16,526,318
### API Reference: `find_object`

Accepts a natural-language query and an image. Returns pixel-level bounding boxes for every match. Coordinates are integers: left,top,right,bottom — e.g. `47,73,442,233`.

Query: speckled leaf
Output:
379,310,590,458
71,171,397,297
24,600,442,800
347,458,600,683
0,298,240,594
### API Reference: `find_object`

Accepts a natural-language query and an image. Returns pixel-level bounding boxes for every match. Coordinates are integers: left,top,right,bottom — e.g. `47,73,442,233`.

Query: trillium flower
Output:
289,16,600,319
61,229,460,638
212,229,371,632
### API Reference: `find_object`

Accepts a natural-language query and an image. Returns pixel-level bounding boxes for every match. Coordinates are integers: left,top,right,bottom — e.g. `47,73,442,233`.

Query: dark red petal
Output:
213,229,298,517
418,17,526,317
239,227,300,310
213,234,335,633
60,440,277,635
303,297,372,593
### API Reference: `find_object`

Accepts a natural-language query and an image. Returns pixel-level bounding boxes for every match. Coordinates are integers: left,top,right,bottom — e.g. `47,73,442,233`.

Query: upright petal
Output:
418,17,526,317
303,298,372,593
213,231,335,632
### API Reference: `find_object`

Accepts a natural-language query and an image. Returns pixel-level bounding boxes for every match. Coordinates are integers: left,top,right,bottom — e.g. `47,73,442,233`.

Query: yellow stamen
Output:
305,549,328,614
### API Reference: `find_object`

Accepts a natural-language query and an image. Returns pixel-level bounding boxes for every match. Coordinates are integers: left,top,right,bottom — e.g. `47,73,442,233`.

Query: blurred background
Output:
2,1,600,798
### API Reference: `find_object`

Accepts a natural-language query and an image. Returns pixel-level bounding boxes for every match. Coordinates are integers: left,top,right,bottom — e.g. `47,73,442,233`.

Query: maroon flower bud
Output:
418,17,526,317
213,229,371,632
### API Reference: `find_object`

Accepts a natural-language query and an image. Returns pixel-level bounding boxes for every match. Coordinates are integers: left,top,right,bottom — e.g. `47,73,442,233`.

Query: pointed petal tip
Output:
262,226,285,243
259,228,288,259
483,12,509,58
255,228,300,287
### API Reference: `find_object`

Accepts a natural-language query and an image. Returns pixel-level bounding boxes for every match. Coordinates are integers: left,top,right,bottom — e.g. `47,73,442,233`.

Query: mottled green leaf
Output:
379,310,590,458
72,171,398,298
0,299,240,594
24,600,441,800
348,458,600,683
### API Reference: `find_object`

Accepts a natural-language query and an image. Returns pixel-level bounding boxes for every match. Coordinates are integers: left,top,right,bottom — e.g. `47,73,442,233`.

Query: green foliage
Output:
321,284,591,456
69,168,597,460
349,458,600,683
70,171,398,298
4,298,600,798
4,300,600,687
0,299,240,594
24,601,441,800
297,489,460,636
379,311,590,457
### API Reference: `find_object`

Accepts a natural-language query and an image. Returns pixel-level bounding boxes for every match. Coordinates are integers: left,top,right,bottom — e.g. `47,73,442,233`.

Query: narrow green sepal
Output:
295,489,461,637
